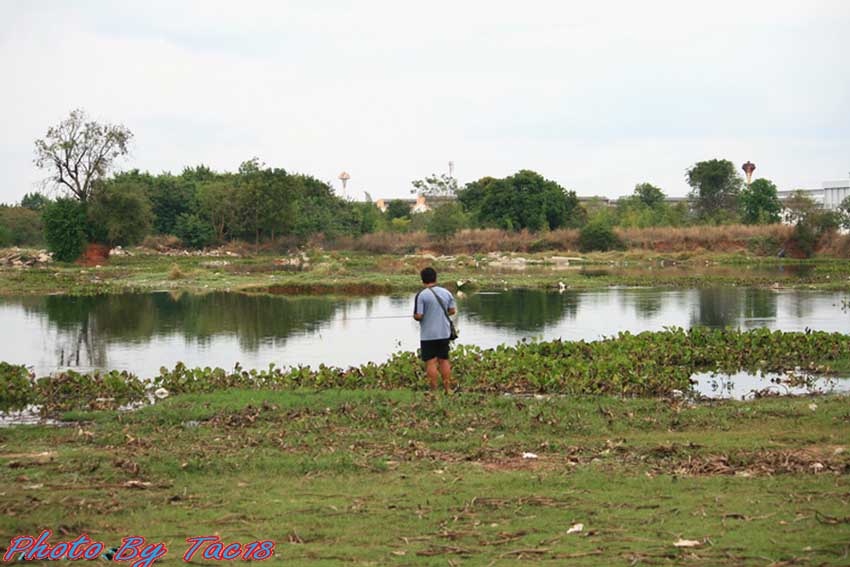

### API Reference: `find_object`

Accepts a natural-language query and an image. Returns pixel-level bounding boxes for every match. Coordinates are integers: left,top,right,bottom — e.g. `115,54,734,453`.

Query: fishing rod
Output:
337,315,416,321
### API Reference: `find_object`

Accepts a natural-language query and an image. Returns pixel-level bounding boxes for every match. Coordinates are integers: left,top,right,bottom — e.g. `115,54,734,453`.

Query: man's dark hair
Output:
420,267,437,284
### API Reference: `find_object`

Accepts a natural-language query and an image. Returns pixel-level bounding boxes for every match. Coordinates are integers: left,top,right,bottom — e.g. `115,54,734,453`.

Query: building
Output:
777,179,850,211
374,194,456,214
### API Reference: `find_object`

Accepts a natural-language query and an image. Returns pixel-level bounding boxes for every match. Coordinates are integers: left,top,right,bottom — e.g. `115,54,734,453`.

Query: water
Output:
693,370,845,400
1,288,848,398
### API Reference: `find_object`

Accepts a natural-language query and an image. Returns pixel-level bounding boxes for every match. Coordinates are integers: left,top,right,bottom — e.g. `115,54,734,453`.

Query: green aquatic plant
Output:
149,328,849,396
4,328,848,416
0,362,35,411
33,369,146,415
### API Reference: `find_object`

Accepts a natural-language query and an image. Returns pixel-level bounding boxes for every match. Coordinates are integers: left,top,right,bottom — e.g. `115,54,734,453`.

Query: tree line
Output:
2,110,848,259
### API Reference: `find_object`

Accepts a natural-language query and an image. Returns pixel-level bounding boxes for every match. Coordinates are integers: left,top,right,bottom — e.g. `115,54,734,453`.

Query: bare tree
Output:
34,109,133,202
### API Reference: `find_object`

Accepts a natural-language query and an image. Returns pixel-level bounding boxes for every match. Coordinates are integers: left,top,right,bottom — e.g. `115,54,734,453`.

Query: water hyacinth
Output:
2,328,848,415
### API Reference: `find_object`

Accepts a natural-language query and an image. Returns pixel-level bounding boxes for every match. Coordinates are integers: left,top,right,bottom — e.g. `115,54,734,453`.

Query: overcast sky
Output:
1,1,848,203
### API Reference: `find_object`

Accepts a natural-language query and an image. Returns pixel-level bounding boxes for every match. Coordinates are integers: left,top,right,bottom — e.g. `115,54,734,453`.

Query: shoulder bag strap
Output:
427,287,454,327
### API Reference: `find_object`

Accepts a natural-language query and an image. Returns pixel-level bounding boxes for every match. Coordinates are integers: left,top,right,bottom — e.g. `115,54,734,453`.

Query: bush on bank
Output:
42,199,88,262
2,328,848,415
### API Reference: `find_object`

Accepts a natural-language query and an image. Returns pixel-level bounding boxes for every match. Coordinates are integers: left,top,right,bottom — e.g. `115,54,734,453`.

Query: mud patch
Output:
208,402,279,428
75,243,111,266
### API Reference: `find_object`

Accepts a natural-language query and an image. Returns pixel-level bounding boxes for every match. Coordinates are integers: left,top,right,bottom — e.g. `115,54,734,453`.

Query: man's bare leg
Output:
425,358,440,391
438,359,452,393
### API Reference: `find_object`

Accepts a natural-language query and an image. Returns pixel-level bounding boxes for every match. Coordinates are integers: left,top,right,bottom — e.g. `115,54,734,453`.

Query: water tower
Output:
742,161,756,187
338,171,351,195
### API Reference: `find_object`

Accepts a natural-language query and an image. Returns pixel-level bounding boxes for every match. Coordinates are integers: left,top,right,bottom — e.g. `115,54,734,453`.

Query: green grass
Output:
3,249,850,296
2,390,849,565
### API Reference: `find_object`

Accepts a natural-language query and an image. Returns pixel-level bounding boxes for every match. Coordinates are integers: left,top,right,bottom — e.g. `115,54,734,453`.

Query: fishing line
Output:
336,315,415,321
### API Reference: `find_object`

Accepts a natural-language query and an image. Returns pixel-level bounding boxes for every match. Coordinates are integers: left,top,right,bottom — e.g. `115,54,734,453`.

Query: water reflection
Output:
0,288,845,377
461,289,579,331
25,292,341,348
689,288,781,328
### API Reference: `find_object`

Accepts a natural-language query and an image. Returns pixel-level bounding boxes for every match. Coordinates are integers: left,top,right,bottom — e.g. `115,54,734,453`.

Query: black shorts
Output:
420,339,451,361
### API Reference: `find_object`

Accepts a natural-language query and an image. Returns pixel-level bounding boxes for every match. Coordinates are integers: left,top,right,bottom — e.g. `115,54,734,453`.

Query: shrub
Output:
168,264,186,280
427,203,467,241
385,199,411,220
389,217,411,232
792,221,819,258
783,191,842,258
578,221,623,252
747,235,782,256
42,198,88,262
174,213,215,249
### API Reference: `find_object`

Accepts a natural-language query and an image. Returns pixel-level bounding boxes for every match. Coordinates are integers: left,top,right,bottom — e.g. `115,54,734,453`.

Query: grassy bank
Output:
3,247,850,297
1,390,849,565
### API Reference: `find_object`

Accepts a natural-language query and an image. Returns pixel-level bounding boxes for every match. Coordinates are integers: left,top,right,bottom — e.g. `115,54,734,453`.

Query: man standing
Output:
413,267,457,393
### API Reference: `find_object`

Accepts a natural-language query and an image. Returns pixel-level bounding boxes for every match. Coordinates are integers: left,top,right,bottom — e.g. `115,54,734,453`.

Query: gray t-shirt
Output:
414,286,457,341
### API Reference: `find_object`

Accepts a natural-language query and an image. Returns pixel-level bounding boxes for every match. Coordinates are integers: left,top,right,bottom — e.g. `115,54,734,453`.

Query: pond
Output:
1,288,848,397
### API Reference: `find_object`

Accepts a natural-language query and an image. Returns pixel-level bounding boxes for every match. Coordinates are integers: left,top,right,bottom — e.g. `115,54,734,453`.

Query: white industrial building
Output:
777,178,850,211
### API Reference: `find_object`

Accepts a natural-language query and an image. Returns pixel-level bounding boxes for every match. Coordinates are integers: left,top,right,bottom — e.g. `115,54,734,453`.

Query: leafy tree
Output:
20,192,51,211
633,182,666,208
581,197,613,224
180,165,217,183
197,180,239,242
0,207,44,246
351,201,384,235
236,159,296,247
615,198,659,228
782,190,818,225
291,174,361,239
385,199,411,220
408,209,434,232
43,198,88,262
783,190,841,257
411,173,458,198
458,170,581,231
427,203,467,241
34,109,132,202
86,181,153,247
0,224,11,247
838,196,850,231
739,178,782,224
174,213,215,249
150,174,199,235
667,201,692,227
111,169,201,235
455,177,495,227
686,159,742,221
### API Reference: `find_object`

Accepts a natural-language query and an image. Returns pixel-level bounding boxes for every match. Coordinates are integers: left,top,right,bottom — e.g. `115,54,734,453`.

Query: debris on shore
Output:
0,249,52,268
